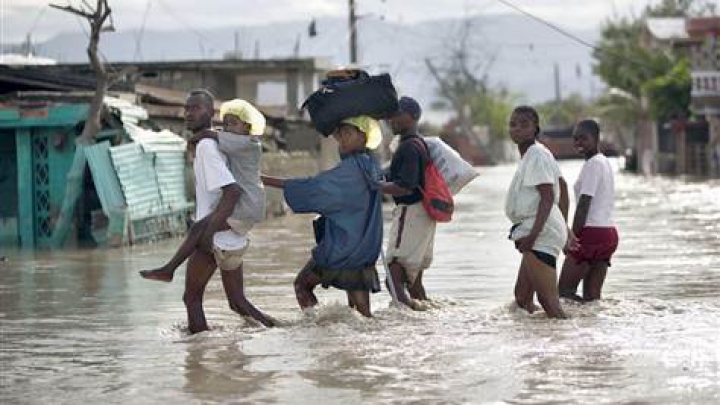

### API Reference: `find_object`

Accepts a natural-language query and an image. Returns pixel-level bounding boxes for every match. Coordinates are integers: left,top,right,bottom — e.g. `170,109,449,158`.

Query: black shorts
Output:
532,250,557,269
509,224,557,268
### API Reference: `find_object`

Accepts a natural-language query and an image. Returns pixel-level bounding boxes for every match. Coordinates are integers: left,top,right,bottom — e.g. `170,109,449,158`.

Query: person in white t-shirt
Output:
141,90,273,332
506,106,570,319
559,119,619,302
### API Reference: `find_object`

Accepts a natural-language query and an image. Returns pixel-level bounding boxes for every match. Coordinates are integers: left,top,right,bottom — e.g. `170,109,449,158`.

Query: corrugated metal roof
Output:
104,96,149,125
646,18,689,41
109,143,165,220
123,123,191,212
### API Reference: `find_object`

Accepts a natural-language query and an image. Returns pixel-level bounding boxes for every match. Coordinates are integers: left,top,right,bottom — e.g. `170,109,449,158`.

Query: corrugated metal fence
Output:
108,123,192,243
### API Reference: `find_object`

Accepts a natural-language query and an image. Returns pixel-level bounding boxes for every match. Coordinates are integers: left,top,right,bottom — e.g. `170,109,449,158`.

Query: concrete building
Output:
641,17,720,177
40,58,331,118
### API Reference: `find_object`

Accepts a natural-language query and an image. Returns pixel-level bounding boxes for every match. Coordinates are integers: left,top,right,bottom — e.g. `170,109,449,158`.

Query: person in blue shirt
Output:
261,116,384,317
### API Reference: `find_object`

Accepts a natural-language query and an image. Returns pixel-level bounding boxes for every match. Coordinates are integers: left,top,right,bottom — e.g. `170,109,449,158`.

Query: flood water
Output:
1,160,719,404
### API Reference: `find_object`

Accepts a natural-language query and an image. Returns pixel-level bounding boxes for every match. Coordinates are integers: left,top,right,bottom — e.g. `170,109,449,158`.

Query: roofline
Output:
51,57,331,72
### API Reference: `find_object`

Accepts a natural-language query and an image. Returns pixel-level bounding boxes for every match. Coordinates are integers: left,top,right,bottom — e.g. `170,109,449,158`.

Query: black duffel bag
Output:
302,70,399,136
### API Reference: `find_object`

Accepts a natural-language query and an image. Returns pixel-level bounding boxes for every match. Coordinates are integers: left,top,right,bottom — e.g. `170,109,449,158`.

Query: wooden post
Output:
15,129,34,248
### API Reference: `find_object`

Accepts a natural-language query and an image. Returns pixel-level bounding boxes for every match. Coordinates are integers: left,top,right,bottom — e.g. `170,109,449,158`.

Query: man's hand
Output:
563,229,580,254
261,174,286,189
379,181,412,196
515,233,538,253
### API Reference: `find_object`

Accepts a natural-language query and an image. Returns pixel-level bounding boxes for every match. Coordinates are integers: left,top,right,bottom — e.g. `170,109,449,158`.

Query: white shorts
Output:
386,203,436,283
212,219,253,271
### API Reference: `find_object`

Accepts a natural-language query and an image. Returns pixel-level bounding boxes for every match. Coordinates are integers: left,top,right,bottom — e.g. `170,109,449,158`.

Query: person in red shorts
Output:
559,119,619,302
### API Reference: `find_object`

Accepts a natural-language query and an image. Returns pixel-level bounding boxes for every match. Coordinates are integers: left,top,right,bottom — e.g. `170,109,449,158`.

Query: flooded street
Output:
1,160,719,404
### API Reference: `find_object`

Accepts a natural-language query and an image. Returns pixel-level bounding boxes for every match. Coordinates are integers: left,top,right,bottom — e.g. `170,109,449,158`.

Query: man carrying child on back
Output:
140,90,274,331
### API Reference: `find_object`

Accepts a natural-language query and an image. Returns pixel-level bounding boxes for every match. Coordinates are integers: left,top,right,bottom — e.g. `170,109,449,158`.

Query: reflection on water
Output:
1,160,719,404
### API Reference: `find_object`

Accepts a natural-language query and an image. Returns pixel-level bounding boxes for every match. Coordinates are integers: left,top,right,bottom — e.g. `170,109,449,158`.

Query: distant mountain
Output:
33,15,602,120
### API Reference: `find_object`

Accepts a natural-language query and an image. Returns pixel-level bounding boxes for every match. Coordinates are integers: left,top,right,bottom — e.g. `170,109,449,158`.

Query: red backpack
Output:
410,138,454,222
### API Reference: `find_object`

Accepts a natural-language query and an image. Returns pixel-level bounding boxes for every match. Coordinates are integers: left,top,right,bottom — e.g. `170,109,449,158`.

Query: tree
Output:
537,93,593,128
50,0,113,145
593,0,714,103
593,17,673,100
643,57,692,120
49,1,114,247
425,18,518,163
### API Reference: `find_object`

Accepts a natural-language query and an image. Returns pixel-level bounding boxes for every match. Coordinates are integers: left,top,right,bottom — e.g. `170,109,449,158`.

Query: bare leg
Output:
140,217,211,282
408,270,428,301
183,250,217,334
558,257,589,302
522,252,567,319
514,263,537,314
347,290,372,317
294,259,320,310
220,264,274,327
388,261,420,309
582,262,609,301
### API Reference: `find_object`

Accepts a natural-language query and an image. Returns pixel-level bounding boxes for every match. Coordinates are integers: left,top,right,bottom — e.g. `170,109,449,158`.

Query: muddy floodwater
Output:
1,160,719,404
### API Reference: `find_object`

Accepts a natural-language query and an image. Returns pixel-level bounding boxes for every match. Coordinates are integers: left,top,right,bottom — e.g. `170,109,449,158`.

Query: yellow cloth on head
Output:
219,99,266,136
340,115,382,150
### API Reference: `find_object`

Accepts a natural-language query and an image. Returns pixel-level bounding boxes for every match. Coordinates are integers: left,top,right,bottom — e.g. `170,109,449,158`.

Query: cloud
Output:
2,0,656,43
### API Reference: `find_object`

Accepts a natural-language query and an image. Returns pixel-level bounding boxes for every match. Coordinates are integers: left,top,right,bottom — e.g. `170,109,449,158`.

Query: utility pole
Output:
553,62,562,103
349,0,358,64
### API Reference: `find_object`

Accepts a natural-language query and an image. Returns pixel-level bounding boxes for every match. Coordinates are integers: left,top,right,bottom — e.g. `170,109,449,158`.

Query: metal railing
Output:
691,71,720,98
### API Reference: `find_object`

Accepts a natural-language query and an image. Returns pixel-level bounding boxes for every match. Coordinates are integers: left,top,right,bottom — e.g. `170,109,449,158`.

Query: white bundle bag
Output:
423,137,479,195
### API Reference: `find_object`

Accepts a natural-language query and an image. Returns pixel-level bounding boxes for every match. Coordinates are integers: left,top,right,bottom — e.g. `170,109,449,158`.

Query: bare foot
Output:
139,268,174,282
560,292,586,303
517,301,538,314
255,314,276,328
294,286,319,309
232,304,276,328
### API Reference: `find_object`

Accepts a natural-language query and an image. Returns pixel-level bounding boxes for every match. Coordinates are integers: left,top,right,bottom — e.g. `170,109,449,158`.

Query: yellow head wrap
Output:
219,99,266,136
340,115,382,150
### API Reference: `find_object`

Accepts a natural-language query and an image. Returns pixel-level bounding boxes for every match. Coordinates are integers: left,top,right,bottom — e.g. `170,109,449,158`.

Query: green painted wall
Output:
0,103,88,248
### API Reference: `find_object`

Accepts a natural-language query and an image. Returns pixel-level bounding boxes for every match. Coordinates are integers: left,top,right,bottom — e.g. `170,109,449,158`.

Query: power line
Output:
154,0,210,43
495,0,665,76
496,0,599,51
134,0,153,61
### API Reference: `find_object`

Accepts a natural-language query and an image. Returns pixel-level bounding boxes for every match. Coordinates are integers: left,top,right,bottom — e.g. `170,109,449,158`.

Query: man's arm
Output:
198,183,241,251
189,128,219,146
261,174,286,189
516,183,555,253
572,194,592,235
559,176,569,222
381,143,422,197
379,181,413,196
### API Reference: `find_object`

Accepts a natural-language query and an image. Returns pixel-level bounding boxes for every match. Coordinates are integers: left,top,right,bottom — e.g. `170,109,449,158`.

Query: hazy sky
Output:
3,0,661,44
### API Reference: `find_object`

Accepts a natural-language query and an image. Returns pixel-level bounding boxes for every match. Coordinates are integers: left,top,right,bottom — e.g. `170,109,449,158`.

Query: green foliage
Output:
643,58,692,120
537,93,594,128
592,0,712,125
468,87,519,140
593,18,673,99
